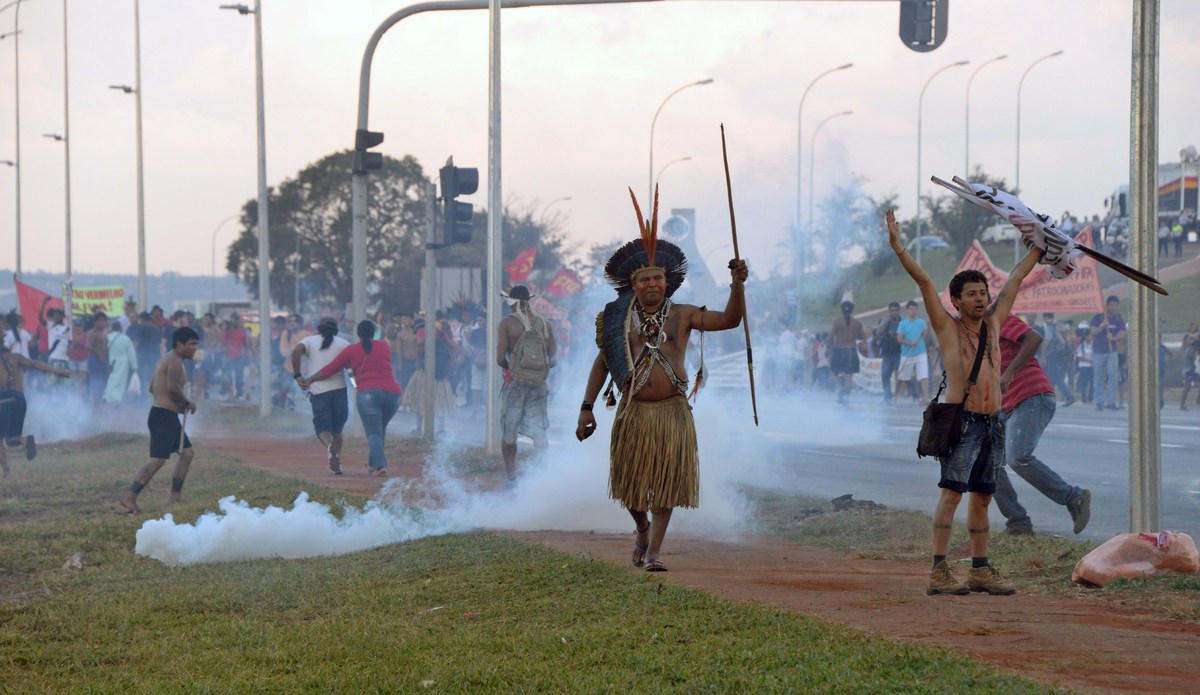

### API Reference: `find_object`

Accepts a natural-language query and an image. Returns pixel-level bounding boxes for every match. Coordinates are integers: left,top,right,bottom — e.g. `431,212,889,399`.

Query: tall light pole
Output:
1,0,30,281
916,59,969,266
221,1,271,417
211,213,239,307
111,89,147,308
648,78,712,205
654,155,690,189
808,110,852,241
538,195,571,222
794,62,851,329
965,54,1006,177
1015,49,1064,262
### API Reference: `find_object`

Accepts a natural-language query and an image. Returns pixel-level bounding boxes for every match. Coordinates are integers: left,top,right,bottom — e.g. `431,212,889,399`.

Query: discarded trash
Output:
1072,531,1200,587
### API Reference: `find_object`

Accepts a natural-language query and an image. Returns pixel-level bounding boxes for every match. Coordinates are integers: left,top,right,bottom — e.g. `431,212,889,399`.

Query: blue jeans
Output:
995,393,1081,530
880,353,900,403
937,412,1002,494
357,389,400,471
1093,351,1119,407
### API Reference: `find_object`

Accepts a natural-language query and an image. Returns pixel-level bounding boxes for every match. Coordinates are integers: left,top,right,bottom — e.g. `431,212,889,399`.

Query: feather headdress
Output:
603,185,688,297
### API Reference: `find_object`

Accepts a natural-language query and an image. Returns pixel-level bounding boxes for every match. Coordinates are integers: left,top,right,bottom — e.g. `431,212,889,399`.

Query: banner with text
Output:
937,227,1103,316
69,285,127,316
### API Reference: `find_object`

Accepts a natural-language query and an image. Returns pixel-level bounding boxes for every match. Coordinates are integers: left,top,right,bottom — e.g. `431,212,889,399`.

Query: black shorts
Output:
147,406,191,459
0,390,27,439
310,389,349,435
831,347,860,375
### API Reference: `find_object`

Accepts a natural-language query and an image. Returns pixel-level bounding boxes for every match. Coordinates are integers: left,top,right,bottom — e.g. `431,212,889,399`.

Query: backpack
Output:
510,316,550,386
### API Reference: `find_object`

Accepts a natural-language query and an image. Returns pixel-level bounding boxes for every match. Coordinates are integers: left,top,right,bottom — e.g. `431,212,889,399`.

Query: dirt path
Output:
207,433,1200,694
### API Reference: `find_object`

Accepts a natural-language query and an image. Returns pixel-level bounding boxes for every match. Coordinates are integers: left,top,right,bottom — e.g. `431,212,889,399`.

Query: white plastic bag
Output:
1072,531,1200,587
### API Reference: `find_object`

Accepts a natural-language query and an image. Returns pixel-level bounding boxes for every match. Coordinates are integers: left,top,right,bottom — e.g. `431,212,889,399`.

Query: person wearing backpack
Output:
497,285,557,486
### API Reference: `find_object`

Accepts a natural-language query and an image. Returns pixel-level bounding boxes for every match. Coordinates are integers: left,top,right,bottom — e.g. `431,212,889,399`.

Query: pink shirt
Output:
1000,314,1054,412
313,340,401,394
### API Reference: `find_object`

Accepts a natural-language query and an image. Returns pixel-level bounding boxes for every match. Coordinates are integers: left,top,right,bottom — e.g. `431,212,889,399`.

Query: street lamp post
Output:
221,1,271,417
794,62,851,329
1,0,30,281
1015,49,1064,262
654,155,690,189
916,59,969,266
538,195,571,223
211,213,240,307
965,54,1006,177
110,56,147,307
648,78,712,205
808,110,853,241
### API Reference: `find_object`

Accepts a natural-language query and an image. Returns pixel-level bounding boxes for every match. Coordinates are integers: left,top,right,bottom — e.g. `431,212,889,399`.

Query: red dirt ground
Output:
207,433,1200,694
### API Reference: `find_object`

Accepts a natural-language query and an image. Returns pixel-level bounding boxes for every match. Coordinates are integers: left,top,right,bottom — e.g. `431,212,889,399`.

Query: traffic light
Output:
898,0,948,53
353,129,385,174
439,158,479,245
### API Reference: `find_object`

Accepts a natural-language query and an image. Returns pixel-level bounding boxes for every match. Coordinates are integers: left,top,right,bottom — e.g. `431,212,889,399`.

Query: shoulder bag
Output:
916,320,986,459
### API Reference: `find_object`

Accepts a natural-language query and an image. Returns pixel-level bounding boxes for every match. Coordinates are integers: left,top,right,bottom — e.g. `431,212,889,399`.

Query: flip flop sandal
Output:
644,559,668,572
632,524,650,568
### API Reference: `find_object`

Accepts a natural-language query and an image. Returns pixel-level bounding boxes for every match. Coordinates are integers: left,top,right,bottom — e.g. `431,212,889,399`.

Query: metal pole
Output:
654,157,689,190
62,0,72,309
486,0,502,453
808,111,852,251
794,62,851,324
965,54,1006,177
11,0,25,280
1128,0,1161,533
133,0,146,307
916,60,968,267
252,0,271,417
423,182,436,442
211,213,239,308
1014,49,1063,263
648,78,712,206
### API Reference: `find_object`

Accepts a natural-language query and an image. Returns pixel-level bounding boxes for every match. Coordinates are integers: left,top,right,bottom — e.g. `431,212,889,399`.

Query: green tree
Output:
922,167,1011,255
227,150,427,312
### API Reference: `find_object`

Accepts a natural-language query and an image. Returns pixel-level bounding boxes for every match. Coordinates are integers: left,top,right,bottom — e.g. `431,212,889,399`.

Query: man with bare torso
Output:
119,327,199,513
86,313,110,407
576,209,748,573
887,210,1043,596
0,344,70,477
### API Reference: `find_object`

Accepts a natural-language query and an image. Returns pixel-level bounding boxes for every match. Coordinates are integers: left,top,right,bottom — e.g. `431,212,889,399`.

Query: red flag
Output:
545,268,584,297
505,246,538,283
14,280,66,352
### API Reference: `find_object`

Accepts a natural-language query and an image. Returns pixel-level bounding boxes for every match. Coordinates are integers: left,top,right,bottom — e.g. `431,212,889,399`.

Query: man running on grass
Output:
887,210,1043,596
0,343,70,478
120,327,199,513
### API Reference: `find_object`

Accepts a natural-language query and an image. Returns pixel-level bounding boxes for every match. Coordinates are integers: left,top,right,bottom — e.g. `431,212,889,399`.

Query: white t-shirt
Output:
3,329,32,358
47,323,71,361
299,334,350,395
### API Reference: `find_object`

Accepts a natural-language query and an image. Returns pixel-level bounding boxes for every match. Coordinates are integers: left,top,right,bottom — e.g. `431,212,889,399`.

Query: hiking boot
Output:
1068,489,1092,534
926,560,969,596
967,565,1016,595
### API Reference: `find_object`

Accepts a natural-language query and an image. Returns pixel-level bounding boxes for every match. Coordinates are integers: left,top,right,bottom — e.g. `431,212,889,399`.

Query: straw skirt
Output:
609,395,699,511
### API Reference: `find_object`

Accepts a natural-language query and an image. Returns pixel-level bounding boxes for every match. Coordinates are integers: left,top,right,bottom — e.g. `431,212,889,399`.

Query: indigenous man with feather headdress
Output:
575,187,749,572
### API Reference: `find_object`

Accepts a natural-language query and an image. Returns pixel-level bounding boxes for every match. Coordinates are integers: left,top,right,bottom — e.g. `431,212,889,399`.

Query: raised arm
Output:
689,259,748,331
990,245,1045,325
886,210,951,333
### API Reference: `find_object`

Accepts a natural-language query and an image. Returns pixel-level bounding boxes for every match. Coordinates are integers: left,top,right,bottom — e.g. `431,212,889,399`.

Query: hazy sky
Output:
2,0,1198,285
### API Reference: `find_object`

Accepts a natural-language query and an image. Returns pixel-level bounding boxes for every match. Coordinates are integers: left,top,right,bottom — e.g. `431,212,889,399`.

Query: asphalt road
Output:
753,390,1200,542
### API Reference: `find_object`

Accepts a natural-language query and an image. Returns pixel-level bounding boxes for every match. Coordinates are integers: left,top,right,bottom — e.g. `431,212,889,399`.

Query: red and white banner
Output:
505,246,537,283
937,227,1104,315
544,268,584,297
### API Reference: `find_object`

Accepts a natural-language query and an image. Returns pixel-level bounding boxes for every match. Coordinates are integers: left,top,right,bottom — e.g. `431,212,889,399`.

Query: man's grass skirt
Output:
610,395,699,511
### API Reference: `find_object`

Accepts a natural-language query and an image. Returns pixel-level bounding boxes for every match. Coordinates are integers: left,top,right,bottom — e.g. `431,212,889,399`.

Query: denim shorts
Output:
937,411,1004,494
310,389,350,435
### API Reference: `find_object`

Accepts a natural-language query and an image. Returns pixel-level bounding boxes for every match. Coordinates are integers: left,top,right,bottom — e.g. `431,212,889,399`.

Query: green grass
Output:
0,437,1065,693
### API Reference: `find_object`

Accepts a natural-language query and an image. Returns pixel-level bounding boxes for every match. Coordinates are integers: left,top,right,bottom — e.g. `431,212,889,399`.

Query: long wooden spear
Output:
719,123,759,426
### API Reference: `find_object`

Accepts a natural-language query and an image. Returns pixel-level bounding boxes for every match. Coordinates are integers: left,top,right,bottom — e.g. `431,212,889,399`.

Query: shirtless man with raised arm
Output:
119,327,199,513
0,344,70,477
886,210,1044,596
